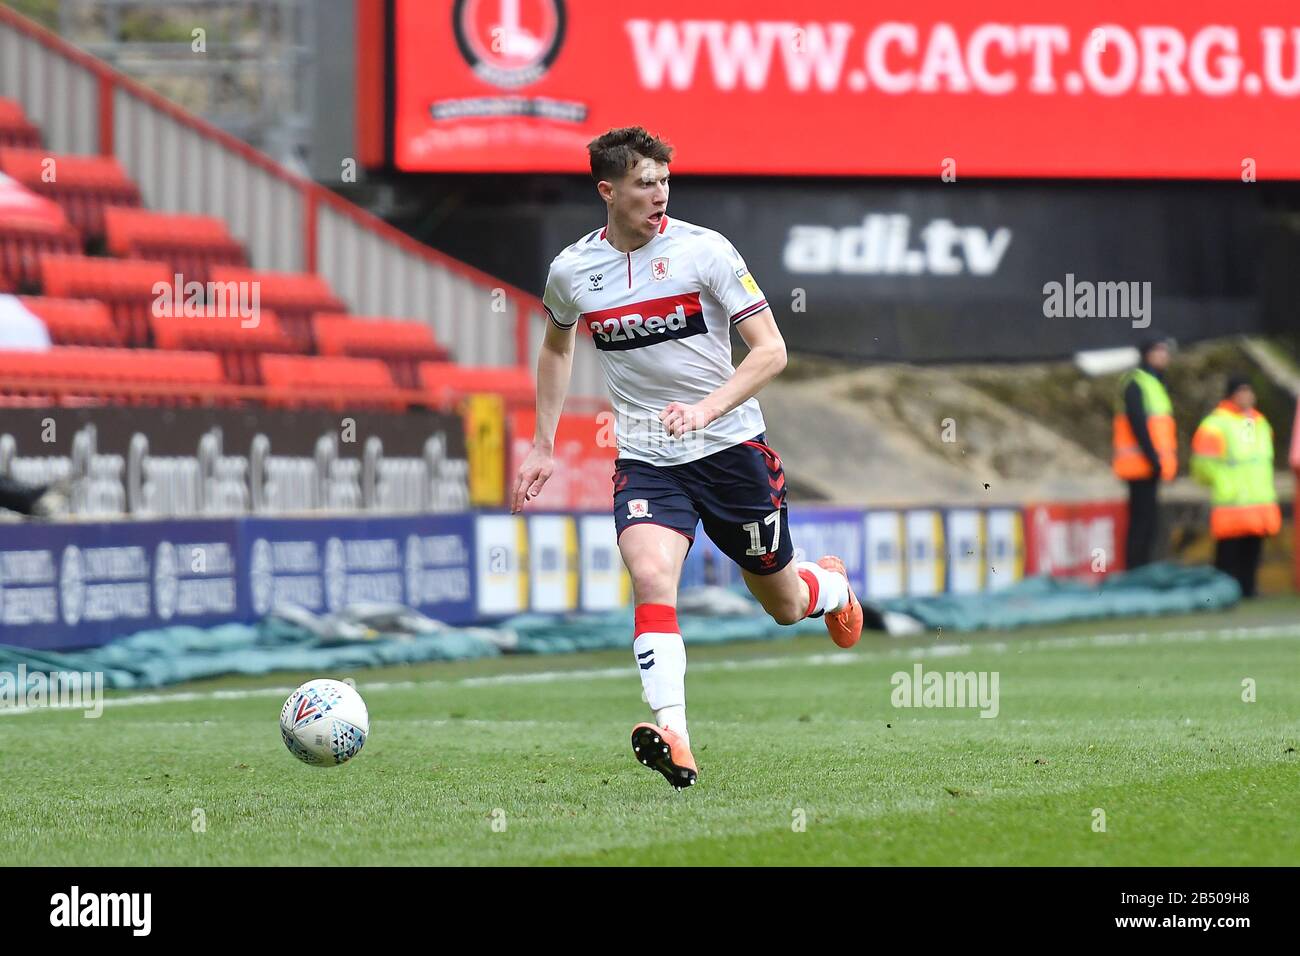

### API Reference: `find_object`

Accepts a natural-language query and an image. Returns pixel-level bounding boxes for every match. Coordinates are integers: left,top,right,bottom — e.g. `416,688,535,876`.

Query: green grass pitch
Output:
3,597,1298,866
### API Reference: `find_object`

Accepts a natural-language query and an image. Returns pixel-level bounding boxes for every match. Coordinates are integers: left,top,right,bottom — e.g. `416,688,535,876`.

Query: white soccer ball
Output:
279,679,369,766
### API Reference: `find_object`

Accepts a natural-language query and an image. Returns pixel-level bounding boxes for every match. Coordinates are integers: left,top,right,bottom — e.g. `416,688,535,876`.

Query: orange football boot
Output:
631,722,697,790
818,555,863,649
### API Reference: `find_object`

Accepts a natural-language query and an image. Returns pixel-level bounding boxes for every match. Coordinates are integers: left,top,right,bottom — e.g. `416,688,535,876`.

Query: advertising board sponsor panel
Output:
0,518,239,651
475,513,529,616
905,509,946,596
508,409,617,511
984,507,1026,590
945,508,985,595
527,514,579,612
0,503,1116,648
864,510,906,600
1023,500,1127,577
393,0,1300,179
578,514,631,611
0,515,475,650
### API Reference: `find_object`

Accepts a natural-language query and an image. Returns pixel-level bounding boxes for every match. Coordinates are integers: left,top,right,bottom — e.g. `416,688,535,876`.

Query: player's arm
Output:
660,308,786,438
661,234,785,438
512,264,578,513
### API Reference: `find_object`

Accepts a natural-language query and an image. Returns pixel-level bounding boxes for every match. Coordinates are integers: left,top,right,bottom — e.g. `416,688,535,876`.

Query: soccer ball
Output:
279,679,369,766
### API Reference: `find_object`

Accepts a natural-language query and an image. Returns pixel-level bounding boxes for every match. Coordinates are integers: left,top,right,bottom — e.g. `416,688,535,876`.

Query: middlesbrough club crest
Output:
651,257,669,281
453,0,567,89
626,499,653,520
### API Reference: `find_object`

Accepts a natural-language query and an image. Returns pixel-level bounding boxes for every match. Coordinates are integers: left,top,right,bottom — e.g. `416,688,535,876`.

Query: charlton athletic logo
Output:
651,257,669,281
626,499,653,520
453,0,567,89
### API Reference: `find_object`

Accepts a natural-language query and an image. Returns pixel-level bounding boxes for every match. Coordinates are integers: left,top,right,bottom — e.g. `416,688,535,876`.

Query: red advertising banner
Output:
509,408,617,510
393,0,1300,178
1023,500,1128,578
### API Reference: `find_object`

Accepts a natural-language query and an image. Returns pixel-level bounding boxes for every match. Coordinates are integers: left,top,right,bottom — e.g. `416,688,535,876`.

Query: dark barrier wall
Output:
425,179,1268,362
0,407,470,517
668,181,1261,361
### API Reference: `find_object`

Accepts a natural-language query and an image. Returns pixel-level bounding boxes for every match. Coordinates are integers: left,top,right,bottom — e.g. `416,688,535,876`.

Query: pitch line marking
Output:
2,623,1297,717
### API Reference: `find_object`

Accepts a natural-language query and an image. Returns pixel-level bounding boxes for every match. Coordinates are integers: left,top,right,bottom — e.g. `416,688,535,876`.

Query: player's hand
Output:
511,445,555,513
659,401,719,438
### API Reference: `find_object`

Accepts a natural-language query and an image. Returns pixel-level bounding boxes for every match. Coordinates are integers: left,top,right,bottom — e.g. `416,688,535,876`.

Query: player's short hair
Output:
587,127,673,183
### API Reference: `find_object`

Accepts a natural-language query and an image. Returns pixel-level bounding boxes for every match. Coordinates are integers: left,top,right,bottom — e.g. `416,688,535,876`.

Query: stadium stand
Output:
420,361,535,408
0,346,227,406
0,147,141,239
260,354,408,410
0,217,81,290
0,97,40,147
313,313,449,387
20,296,121,347
104,207,247,280
38,254,171,347
0,7,558,416
207,266,346,352
150,309,296,385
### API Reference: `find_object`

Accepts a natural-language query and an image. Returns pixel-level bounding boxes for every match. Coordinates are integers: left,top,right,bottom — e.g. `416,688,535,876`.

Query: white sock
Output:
798,560,849,615
654,704,688,745
633,607,688,746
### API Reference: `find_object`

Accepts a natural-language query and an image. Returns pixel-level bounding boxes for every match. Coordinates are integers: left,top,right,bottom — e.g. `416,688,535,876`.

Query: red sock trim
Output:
798,568,819,618
635,603,679,638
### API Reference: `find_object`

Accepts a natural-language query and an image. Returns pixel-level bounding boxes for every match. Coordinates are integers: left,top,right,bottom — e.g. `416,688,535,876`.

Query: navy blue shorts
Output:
612,433,793,575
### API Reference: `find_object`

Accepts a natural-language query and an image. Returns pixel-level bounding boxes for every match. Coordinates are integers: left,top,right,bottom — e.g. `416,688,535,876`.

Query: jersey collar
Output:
598,215,670,247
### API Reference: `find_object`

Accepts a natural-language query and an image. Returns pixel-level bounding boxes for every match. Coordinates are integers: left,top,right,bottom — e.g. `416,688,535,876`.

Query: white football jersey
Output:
543,216,770,466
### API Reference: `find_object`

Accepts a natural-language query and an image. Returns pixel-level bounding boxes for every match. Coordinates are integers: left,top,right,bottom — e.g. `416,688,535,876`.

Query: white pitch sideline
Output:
1,622,1297,718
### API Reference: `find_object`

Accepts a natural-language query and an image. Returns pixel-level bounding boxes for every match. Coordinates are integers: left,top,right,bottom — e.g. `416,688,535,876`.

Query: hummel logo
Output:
589,272,604,291
637,649,655,670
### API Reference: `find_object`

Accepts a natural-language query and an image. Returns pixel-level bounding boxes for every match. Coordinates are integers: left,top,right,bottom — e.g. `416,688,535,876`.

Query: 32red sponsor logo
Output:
583,293,706,350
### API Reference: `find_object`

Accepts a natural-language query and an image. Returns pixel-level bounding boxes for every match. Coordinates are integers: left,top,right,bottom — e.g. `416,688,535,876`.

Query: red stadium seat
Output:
0,346,226,406
259,354,406,410
104,207,246,280
0,220,81,290
419,361,535,408
19,297,121,347
208,267,346,351
151,309,297,384
312,314,450,387
38,254,171,346
0,99,41,148
0,148,142,239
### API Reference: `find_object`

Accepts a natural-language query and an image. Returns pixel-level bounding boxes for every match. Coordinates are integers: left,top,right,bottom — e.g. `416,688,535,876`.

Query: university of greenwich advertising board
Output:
0,518,241,650
0,515,476,650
